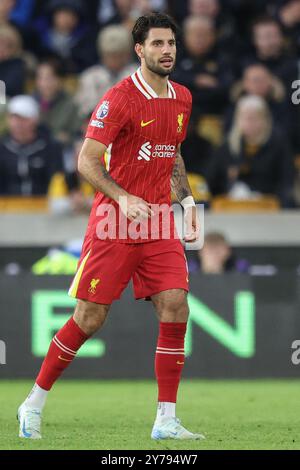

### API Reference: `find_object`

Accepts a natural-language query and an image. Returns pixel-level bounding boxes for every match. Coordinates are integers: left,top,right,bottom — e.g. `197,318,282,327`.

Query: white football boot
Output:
151,417,205,440
17,403,42,439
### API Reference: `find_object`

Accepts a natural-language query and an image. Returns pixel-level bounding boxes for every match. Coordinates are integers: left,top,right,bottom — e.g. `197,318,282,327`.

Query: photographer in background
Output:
188,232,249,274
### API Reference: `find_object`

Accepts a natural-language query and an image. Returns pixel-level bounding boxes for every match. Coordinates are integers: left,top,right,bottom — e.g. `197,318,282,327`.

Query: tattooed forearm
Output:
171,149,193,202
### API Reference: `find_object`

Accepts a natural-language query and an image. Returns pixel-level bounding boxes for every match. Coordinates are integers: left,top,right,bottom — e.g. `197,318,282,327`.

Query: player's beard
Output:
144,55,176,77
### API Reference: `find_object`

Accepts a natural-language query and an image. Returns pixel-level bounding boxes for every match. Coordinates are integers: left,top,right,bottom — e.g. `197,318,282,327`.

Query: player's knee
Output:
157,298,189,322
74,300,109,335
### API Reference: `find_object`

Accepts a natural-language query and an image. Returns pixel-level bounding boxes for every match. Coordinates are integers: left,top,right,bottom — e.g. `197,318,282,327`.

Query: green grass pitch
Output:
1,379,299,450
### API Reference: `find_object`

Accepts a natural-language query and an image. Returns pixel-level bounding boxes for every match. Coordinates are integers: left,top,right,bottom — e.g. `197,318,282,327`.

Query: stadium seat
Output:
196,115,224,146
211,195,280,212
171,173,211,203
0,197,48,212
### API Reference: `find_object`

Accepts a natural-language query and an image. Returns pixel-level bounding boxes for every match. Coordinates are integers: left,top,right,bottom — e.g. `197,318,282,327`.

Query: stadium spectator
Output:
76,25,136,117
89,0,167,26
0,0,16,25
33,0,97,73
242,16,298,90
225,64,292,137
99,0,165,30
208,95,294,207
274,0,300,52
188,0,220,16
198,232,232,274
172,15,234,116
100,0,142,29
276,0,300,25
0,95,76,196
0,0,35,28
9,0,35,28
87,0,116,26
170,0,222,23
188,231,249,274
34,59,81,146
222,0,270,38
0,24,26,97
188,0,236,44
170,0,237,50
0,0,40,52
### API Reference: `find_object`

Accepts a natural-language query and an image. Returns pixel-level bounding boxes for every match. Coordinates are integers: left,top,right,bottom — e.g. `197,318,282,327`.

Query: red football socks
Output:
155,322,187,403
36,316,89,391
36,318,187,397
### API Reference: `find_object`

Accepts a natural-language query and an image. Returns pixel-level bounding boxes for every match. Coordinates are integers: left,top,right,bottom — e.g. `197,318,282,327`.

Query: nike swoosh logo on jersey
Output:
141,119,156,128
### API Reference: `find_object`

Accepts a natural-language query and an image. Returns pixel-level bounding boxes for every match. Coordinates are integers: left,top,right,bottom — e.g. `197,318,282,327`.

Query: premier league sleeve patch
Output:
96,101,110,120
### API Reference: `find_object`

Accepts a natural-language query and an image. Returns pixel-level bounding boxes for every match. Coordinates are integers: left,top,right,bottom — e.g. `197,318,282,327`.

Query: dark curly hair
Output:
132,12,179,45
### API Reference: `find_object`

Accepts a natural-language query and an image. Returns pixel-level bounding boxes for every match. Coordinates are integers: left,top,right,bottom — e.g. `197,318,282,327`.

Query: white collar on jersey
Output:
131,67,176,100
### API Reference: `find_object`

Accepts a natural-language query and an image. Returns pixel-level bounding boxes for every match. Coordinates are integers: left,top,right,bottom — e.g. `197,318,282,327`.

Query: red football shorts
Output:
68,237,189,304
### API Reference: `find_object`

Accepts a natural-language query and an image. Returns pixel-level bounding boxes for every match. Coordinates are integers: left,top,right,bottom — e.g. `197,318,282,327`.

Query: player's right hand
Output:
118,195,154,222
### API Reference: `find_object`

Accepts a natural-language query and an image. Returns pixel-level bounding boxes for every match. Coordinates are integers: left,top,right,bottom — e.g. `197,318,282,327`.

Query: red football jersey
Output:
85,67,192,243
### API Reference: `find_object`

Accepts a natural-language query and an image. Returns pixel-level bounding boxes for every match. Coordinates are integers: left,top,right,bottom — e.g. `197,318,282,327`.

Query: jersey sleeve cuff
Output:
85,131,111,148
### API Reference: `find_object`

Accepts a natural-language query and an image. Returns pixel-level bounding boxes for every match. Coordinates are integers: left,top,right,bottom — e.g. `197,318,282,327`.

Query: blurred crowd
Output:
1,0,300,210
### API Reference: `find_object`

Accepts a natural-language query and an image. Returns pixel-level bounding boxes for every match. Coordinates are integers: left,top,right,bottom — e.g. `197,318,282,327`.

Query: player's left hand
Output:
184,206,200,243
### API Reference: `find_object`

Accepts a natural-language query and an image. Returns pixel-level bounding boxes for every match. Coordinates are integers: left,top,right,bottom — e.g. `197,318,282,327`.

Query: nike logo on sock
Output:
58,355,72,362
